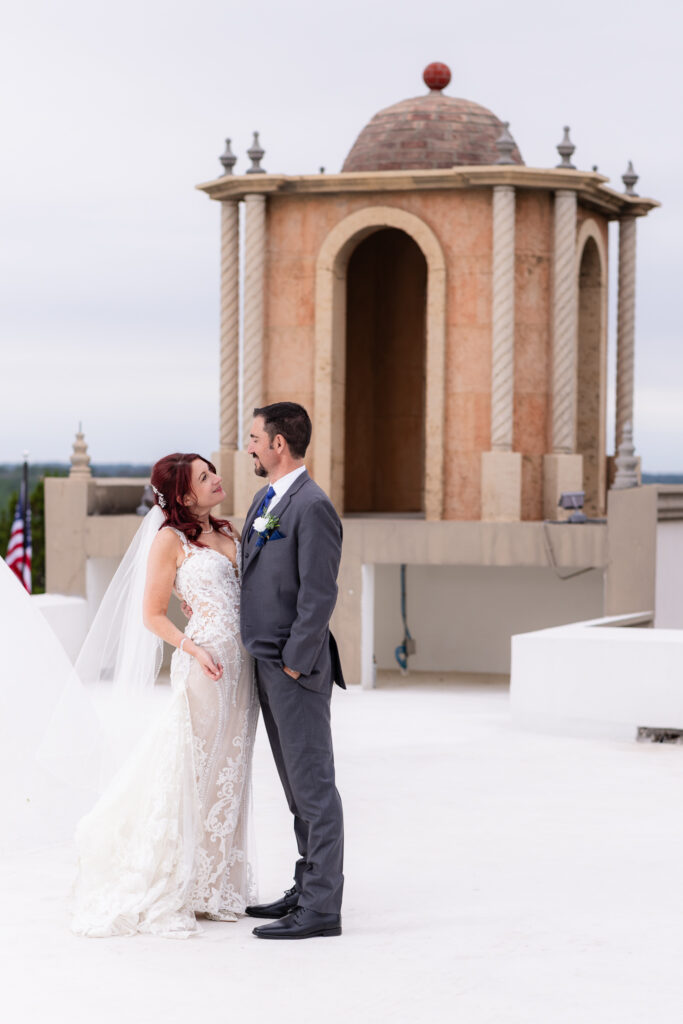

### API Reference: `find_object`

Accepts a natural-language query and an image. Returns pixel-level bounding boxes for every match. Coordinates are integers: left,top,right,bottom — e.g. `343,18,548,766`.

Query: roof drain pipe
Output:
394,564,416,675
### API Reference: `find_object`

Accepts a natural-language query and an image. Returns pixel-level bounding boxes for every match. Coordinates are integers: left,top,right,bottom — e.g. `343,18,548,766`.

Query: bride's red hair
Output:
150,453,233,546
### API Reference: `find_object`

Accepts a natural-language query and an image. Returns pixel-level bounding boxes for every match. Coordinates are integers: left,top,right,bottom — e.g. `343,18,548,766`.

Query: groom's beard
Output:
252,457,268,478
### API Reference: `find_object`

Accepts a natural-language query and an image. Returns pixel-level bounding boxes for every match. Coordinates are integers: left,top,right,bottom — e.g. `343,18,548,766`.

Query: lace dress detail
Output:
71,527,258,939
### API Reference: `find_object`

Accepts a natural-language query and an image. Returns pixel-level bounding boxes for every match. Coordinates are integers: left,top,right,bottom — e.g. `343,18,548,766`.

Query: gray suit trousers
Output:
255,659,344,915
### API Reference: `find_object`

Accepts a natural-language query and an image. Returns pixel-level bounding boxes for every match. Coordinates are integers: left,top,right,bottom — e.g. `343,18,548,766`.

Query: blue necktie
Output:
249,485,275,539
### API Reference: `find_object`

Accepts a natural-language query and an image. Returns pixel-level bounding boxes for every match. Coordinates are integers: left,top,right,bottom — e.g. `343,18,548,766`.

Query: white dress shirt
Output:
266,465,307,513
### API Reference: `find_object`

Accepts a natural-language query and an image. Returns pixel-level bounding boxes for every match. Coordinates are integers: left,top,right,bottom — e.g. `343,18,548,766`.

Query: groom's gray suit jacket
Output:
240,470,345,692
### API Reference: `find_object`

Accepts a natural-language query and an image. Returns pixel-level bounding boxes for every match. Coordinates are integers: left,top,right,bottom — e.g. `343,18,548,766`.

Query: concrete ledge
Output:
510,613,683,740
197,166,659,219
340,518,607,568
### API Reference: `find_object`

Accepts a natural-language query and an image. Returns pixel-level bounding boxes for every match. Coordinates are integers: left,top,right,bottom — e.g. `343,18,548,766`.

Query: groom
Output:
241,402,345,940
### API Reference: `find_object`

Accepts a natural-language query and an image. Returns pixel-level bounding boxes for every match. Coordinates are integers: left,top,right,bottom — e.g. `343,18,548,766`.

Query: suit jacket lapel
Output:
241,486,268,567
242,470,310,575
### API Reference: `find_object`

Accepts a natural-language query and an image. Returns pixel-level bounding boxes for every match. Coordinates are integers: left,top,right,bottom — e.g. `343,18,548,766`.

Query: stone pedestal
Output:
45,477,90,595
481,451,522,521
543,453,583,521
232,450,259,520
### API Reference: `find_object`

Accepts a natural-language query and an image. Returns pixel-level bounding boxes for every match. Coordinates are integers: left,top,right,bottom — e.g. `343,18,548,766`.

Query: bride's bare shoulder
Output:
151,526,184,560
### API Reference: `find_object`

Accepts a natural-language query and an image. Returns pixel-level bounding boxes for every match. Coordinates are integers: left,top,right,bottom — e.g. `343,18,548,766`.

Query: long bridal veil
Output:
1,506,167,856
74,505,164,701
0,556,95,854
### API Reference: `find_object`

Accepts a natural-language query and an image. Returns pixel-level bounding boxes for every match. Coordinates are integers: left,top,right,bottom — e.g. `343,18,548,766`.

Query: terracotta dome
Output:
342,68,523,172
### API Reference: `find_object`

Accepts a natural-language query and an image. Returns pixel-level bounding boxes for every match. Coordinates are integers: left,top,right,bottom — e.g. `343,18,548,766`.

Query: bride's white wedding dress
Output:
71,526,259,939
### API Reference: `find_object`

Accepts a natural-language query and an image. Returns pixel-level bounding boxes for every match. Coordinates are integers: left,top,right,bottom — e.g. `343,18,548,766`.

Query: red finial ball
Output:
423,62,451,91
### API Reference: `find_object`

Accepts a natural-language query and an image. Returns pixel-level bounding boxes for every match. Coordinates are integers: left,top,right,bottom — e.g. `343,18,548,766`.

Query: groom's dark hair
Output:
254,402,312,459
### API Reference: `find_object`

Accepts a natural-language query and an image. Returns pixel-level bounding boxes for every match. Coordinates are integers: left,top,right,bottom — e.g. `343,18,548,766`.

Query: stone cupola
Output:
342,62,524,172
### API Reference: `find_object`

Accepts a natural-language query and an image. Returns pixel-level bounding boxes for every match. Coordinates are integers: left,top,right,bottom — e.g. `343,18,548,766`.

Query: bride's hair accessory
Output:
151,484,167,509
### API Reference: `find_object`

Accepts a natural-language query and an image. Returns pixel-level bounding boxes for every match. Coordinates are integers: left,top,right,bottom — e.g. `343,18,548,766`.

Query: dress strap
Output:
165,526,191,555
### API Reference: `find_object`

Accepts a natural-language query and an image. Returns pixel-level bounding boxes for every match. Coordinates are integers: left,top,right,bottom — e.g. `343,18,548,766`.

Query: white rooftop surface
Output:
4,671,683,1023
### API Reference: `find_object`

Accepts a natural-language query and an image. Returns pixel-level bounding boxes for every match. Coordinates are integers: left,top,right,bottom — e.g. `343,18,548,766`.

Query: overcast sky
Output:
1,0,681,470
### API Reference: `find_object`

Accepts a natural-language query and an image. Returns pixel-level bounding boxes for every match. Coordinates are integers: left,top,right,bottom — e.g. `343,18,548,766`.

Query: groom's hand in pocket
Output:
283,665,301,680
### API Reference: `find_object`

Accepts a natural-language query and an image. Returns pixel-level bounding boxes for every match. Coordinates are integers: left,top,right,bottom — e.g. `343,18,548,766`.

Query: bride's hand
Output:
193,646,223,681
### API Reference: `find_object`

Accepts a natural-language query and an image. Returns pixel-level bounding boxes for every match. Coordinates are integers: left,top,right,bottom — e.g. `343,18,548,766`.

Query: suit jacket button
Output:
245,552,249,558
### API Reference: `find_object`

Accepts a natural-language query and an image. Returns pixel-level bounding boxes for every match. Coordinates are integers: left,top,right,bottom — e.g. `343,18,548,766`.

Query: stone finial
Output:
423,62,451,92
612,422,639,489
495,121,516,165
69,424,92,478
219,138,237,175
246,132,266,174
556,126,576,169
622,160,639,196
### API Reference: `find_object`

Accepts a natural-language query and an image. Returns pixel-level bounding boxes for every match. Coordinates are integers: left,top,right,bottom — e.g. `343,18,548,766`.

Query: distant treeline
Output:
641,473,683,484
0,463,151,506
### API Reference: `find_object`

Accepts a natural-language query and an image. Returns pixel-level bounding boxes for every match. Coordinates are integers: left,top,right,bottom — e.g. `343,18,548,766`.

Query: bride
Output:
71,452,258,938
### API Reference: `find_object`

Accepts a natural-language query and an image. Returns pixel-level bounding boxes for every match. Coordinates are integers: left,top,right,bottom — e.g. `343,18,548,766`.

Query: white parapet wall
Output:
32,594,88,663
655,520,683,628
371,564,604,678
510,613,683,740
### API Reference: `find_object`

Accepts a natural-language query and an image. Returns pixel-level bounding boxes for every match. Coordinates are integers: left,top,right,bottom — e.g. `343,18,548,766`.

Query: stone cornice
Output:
196,165,659,219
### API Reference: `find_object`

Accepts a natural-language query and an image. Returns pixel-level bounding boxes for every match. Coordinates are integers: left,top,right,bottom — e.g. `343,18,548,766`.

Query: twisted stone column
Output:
219,201,239,451
551,189,578,454
242,194,266,443
615,216,637,452
491,185,516,451
481,185,521,521
543,189,582,519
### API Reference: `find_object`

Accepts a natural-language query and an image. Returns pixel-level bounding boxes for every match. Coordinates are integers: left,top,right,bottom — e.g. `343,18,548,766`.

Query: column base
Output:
543,453,584,520
232,450,261,521
481,451,522,521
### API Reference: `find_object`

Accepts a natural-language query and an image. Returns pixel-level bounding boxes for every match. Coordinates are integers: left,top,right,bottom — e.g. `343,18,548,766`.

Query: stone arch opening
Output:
344,228,427,513
576,233,606,515
313,205,446,518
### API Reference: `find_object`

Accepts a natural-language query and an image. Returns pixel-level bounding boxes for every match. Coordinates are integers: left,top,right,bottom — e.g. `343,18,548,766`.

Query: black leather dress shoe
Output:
245,886,299,919
252,906,342,940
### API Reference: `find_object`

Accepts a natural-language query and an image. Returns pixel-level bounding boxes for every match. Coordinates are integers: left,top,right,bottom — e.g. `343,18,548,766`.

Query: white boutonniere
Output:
252,511,283,549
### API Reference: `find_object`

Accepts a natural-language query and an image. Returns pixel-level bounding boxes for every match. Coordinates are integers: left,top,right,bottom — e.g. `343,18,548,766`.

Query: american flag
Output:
5,461,32,593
